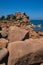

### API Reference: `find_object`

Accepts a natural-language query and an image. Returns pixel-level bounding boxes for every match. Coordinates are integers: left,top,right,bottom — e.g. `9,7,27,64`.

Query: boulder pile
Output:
0,12,43,65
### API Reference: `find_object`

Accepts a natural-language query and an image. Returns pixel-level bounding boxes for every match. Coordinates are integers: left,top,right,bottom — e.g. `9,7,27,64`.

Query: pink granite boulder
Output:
8,38,43,65
8,26,29,42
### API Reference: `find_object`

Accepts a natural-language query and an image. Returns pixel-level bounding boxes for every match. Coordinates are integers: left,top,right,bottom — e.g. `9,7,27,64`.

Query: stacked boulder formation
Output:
0,12,43,65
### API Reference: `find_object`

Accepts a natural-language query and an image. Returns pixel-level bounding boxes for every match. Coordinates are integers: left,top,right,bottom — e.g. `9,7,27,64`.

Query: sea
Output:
31,20,43,31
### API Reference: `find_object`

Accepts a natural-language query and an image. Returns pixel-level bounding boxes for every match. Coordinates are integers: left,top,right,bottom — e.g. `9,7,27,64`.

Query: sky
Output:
0,0,43,20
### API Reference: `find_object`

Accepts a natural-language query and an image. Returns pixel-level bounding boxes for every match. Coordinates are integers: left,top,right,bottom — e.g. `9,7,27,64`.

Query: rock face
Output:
0,38,8,48
8,26,29,42
8,41,29,65
8,38,43,65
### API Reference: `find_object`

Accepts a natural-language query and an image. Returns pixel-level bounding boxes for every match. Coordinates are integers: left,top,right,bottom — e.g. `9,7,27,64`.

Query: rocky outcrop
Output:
8,26,29,42
0,12,43,65
0,12,32,28
15,12,29,19
8,38,43,65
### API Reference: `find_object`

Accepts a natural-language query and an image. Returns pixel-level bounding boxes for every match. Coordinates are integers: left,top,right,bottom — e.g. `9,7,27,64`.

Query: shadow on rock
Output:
0,52,9,65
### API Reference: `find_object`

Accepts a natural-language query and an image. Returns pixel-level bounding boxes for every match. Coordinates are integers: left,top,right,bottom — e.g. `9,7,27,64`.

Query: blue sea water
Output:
31,20,43,31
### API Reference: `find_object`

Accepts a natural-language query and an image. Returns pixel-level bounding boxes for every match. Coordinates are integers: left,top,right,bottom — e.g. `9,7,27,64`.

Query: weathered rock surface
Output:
8,38,43,65
8,26,29,42
0,38,8,48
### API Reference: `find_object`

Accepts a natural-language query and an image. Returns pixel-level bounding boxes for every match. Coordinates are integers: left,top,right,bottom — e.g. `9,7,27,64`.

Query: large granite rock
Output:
8,38,43,65
8,26,29,42
0,38,8,48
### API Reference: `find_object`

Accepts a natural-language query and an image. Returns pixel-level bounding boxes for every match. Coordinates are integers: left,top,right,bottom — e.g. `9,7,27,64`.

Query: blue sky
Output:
0,0,43,20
